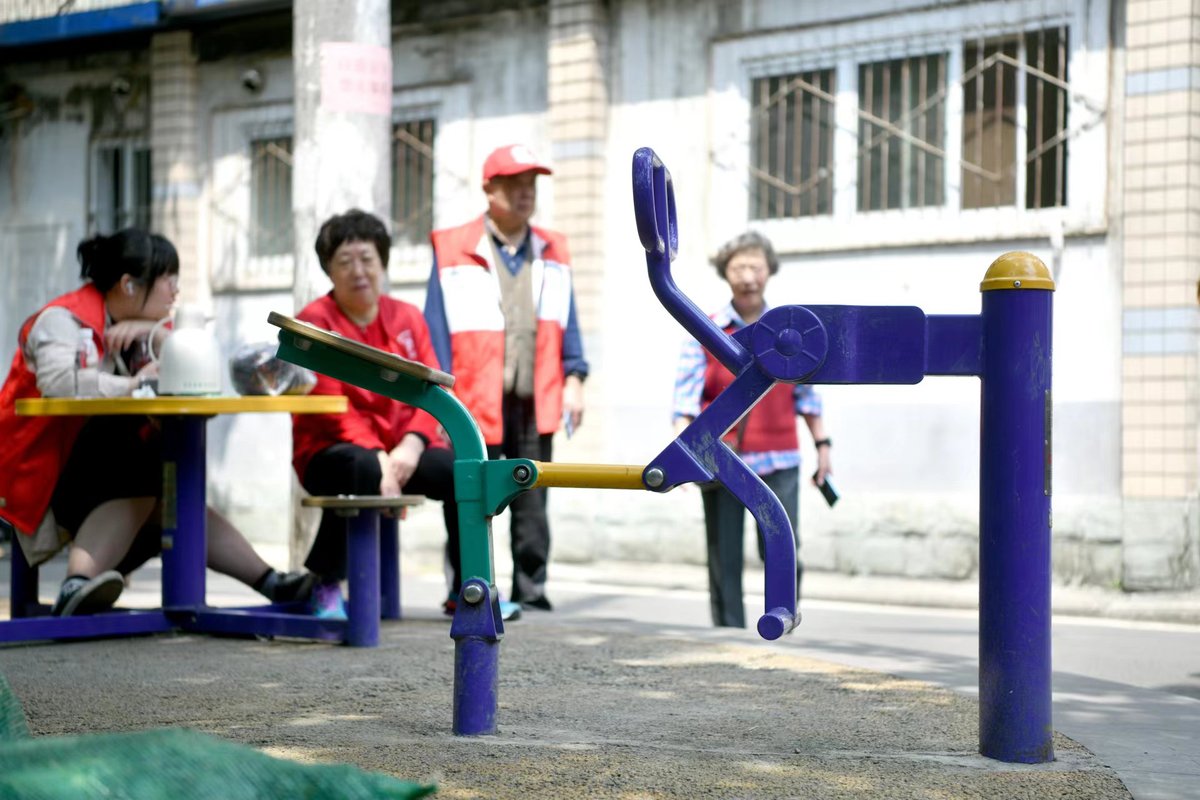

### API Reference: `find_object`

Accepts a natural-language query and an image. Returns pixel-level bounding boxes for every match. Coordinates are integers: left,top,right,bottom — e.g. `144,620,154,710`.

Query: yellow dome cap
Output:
980,251,1054,291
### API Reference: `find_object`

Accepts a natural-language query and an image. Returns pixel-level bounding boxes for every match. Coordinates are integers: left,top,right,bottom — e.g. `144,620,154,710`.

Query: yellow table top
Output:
16,394,348,416
301,494,426,509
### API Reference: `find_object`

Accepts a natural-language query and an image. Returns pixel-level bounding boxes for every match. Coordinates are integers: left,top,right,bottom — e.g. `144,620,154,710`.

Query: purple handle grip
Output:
632,147,751,374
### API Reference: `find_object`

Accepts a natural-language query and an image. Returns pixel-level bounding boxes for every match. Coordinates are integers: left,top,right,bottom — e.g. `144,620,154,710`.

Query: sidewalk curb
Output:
551,560,1200,627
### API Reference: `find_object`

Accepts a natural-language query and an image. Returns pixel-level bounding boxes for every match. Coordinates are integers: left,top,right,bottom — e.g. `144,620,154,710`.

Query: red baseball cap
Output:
482,144,553,182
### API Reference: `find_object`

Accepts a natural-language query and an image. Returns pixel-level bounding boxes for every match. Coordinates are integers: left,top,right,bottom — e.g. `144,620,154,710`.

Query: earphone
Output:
125,283,135,296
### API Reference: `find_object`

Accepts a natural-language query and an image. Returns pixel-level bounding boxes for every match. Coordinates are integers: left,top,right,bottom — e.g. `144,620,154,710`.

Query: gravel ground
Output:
0,615,1130,799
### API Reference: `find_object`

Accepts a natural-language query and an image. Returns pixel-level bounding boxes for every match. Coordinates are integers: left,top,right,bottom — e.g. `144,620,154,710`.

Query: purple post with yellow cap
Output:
978,252,1055,763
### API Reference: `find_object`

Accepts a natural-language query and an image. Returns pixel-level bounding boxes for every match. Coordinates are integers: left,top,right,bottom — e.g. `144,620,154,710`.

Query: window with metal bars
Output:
391,118,436,245
749,69,835,219
857,54,946,212
249,135,293,258
961,27,1069,210
90,143,152,234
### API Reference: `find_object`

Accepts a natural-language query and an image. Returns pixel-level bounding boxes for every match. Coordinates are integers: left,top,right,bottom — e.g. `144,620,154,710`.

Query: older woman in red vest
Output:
290,210,489,620
671,231,834,628
0,229,312,616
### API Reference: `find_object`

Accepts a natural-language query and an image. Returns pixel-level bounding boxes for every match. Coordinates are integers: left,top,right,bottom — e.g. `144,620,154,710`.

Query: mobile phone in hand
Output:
813,472,839,507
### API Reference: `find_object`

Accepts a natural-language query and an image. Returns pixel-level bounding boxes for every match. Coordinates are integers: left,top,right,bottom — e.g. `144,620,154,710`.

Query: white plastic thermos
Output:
149,305,223,395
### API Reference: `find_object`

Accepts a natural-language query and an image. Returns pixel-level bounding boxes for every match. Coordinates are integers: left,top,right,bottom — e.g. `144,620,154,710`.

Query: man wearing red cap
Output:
425,143,588,613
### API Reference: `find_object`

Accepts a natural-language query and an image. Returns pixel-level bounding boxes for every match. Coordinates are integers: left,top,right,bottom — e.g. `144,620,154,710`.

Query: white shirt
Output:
24,306,136,398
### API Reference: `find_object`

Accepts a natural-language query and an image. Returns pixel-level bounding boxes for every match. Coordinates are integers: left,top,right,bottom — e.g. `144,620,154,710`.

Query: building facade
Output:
2,0,1196,591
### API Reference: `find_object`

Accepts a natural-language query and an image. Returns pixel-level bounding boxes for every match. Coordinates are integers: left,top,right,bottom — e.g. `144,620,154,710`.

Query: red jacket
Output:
702,325,799,454
291,293,446,480
429,216,573,445
0,285,107,534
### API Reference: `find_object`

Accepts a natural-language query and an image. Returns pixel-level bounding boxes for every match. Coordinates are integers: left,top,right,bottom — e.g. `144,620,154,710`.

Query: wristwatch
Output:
814,438,832,449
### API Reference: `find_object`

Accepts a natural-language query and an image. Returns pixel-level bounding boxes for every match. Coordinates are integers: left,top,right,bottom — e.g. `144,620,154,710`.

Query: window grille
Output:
90,143,152,234
249,136,293,258
857,54,946,212
962,27,1068,210
391,118,436,245
750,69,835,219
1024,27,1069,209
132,148,151,230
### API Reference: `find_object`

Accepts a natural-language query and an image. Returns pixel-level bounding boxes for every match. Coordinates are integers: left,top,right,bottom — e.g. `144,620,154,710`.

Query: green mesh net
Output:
0,674,434,800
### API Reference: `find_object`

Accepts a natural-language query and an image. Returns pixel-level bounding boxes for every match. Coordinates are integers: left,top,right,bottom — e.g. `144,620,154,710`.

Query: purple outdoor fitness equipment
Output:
631,147,1054,763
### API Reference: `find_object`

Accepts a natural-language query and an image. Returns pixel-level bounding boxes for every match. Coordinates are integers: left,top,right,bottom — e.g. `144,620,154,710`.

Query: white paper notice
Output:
319,42,392,116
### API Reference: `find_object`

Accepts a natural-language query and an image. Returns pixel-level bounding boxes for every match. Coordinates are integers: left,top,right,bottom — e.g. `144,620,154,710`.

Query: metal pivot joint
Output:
752,306,827,381
450,579,503,736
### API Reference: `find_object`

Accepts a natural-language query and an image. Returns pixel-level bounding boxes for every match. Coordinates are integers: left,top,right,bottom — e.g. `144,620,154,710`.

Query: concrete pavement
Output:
549,559,1200,800
1,550,1196,798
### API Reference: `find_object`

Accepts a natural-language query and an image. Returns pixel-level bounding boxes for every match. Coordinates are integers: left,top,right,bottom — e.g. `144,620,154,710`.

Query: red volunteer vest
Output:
291,293,446,480
0,285,108,534
430,216,572,445
702,324,799,454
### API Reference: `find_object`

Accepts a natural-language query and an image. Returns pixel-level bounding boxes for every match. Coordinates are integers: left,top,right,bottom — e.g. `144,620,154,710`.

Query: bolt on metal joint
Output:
644,467,665,488
512,464,532,483
461,583,485,605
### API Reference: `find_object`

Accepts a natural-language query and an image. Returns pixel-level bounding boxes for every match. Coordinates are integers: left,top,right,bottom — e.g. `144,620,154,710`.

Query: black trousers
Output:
700,467,802,628
51,416,163,576
488,394,553,605
301,442,459,582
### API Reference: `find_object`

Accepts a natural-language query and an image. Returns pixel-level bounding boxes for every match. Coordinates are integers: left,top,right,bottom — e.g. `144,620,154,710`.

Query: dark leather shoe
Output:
269,571,316,602
521,596,553,611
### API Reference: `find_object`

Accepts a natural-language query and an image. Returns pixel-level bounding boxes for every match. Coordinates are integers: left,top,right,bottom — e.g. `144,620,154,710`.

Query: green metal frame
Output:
274,319,540,593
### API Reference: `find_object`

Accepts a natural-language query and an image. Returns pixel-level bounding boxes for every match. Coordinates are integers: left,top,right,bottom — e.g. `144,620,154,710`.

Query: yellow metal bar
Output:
16,395,347,416
530,462,647,490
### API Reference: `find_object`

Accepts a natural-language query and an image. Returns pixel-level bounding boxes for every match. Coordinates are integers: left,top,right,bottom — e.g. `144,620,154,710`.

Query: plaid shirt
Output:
672,301,822,476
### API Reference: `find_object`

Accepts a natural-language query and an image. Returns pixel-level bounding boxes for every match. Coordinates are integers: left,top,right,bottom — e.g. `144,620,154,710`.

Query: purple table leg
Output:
979,282,1054,763
160,415,207,609
380,515,401,620
346,508,381,647
10,537,40,618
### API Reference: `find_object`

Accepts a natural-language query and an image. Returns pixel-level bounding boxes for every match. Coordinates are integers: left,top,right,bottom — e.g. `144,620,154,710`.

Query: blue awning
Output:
161,0,287,16
0,2,162,47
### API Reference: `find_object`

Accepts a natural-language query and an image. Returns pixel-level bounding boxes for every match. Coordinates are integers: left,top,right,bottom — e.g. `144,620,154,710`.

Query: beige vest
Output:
492,238,537,398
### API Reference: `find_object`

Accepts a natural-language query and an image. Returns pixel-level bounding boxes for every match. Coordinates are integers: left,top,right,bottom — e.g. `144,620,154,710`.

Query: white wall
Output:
0,56,145,369
197,7,556,549
0,0,1129,586
586,0,1120,581
199,0,1127,579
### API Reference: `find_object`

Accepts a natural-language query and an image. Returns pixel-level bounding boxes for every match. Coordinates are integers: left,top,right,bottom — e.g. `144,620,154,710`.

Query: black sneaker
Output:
521,596,553,612
52,571,124,616
266,571,317,603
